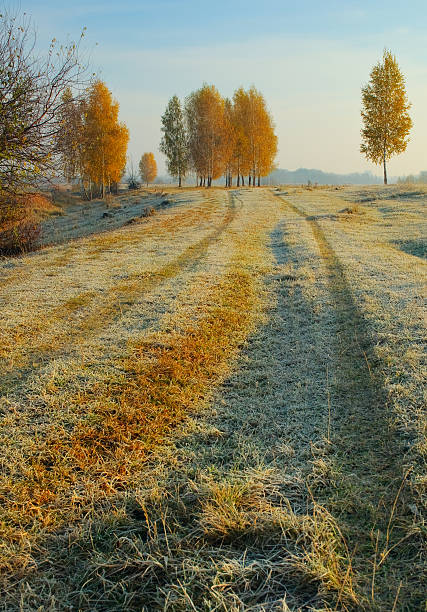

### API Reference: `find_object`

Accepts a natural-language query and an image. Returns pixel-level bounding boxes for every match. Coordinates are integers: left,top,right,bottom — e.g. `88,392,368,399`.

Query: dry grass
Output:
0,193,59,255
0,191,232,387
0,186,425,610
273,186,426,609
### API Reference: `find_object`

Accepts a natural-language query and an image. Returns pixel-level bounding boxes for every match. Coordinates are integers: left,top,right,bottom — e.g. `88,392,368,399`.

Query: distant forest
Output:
153,167,387,186
265,168,385,186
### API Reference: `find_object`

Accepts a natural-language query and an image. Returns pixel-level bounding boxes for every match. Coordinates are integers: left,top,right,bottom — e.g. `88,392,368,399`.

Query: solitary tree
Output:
139,152,157,185
160,95,188,187
361,50,412,185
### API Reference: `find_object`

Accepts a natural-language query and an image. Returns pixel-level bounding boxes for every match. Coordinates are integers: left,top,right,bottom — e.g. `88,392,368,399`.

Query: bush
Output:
0,194,47,255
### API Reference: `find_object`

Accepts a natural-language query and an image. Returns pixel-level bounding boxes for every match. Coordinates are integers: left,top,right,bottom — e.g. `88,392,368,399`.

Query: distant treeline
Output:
397,171,427,184
266,168,385,186
160,85,277,187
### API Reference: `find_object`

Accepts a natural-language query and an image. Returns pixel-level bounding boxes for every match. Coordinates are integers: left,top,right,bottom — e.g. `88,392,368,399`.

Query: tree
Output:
139,152,157,185
160,95,188,187
185,84,227,187
126,157,140,190
231,88,251,186
57,88,84,183
231,87,277,186
223,98,237,187
80,80,129,198
361,50,412,185
0,10,87,195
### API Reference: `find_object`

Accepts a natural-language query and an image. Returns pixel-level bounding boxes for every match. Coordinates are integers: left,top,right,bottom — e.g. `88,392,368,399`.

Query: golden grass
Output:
0,192,260,586
1,186,424,610
0,194,234,383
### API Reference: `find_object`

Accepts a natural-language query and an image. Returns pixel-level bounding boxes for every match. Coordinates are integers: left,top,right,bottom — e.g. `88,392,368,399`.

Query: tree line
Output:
0,7,414,205
160,85,278,187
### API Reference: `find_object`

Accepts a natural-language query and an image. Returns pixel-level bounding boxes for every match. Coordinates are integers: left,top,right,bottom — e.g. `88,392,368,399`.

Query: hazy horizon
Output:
18,0,427,178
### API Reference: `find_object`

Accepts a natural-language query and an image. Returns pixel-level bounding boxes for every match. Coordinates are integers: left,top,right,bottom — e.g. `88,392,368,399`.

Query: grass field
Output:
0,185,425,611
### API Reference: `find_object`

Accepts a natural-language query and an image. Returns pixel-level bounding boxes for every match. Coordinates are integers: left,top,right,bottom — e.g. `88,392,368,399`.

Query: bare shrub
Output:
0,193,51,254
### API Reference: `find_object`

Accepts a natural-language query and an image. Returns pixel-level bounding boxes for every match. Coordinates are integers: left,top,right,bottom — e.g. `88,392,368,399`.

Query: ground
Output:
0,185,425,611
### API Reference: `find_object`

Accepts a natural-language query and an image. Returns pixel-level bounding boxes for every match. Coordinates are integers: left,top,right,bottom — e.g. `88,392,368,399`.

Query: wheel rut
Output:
0,194,237,396
273,191,419,609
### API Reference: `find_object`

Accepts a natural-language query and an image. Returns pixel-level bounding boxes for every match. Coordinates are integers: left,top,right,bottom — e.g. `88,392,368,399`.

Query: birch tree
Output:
185,85,227,187
139,152,157,186
81,80,129,198
361,50,412,185
160,95,188,187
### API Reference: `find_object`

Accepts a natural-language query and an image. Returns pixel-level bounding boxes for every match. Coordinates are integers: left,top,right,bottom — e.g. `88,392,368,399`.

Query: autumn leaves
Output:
161,85,278,188
59,81,277,194
139,153,158,186
361,50,412,185
58,81,129,199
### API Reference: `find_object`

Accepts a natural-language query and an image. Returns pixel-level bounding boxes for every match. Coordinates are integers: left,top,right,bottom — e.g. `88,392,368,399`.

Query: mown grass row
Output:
0,197,236,396
1,191,360,611
0,199,253,598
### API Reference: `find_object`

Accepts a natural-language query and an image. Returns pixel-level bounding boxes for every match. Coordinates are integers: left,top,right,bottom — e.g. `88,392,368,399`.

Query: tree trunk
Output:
179,173,181,188
102,147,105,199
241,175,244,186
383,149,387,185
237,175,240,187
249,175,251,186
257,176,260,187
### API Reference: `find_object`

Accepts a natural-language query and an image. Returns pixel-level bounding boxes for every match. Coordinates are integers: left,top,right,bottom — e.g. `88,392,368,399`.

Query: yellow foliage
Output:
361,50,412,184
139,152,157,185
81,80,129,195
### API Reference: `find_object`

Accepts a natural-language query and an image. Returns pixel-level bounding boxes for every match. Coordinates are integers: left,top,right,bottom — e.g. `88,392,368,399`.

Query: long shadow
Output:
0,213,334,611
39,193,185,248
393,238,426,259
1,198,422,610
275,193,423,609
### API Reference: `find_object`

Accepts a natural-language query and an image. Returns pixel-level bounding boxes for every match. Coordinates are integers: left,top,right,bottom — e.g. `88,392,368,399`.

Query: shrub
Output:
0,193,48,255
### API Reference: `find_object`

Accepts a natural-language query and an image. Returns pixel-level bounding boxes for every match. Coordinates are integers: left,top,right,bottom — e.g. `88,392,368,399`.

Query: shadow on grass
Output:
0,211,346,611
274,193,424,610
393,238,426,259
0,198,237,399
1,199,423,611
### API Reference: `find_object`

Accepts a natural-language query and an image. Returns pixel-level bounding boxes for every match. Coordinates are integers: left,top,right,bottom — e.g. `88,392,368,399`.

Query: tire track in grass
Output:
0,194,237,396
273,191,422,610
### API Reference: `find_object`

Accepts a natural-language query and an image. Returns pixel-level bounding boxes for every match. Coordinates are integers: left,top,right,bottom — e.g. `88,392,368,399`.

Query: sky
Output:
14,0,427,177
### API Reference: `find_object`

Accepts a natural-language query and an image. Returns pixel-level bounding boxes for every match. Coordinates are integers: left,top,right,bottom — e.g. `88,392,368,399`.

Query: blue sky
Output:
17,0,427,176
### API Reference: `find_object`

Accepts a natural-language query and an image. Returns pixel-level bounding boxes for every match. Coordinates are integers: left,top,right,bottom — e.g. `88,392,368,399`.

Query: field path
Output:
0,187,424,611
272,190,423,608
0,190,237,396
